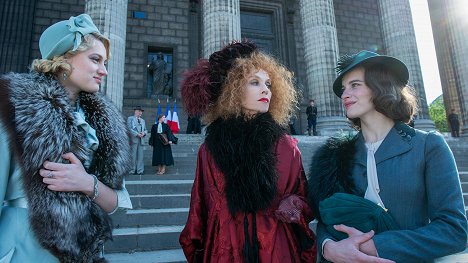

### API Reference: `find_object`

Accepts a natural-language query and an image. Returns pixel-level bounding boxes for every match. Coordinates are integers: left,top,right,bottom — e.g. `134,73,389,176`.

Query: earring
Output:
63,72,68,80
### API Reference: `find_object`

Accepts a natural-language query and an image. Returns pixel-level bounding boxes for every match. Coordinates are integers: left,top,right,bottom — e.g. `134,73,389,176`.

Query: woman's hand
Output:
39,152,118,213
275,194,305,223
39,152,94,196
334,224,379,256
323,226,394,263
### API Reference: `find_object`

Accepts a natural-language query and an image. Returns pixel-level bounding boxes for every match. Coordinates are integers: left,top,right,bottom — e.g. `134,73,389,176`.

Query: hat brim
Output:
332,56,409,97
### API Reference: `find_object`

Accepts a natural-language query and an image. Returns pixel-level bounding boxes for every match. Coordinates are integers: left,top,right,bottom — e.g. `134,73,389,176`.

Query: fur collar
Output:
0,72,131,262
307,134,358,219
205,113,286,216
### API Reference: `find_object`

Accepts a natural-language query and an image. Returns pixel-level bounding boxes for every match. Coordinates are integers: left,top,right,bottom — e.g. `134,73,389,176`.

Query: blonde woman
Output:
0,14,132,262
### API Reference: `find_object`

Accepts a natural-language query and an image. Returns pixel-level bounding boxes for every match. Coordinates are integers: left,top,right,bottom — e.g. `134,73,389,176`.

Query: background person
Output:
127,106,147,175
306,99,318,136
308,50,467,263
149,114,176,175
186,115,202,134
179,40,316,263
448,109,460,137
0,14,132,262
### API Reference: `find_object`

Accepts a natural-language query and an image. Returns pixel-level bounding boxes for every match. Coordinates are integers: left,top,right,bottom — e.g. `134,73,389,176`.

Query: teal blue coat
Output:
314,125,467,262
0,123,132,263
0,124,58,262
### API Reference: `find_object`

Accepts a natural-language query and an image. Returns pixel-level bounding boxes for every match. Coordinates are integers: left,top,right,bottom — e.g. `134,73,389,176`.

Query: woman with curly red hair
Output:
179,41,316,263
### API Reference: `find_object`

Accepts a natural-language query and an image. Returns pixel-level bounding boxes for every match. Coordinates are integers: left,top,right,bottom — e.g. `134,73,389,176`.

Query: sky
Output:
409,0,442,105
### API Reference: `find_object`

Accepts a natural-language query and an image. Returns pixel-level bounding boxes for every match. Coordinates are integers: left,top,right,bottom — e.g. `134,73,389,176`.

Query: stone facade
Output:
334,0,383,55
1,0,436,134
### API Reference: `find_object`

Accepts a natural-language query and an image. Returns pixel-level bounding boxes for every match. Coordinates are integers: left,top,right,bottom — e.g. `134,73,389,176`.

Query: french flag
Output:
165,98,172,127
170,100,180,134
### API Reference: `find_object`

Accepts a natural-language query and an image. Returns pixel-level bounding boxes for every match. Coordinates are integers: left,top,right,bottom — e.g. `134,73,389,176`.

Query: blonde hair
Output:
31,33,110,76
204,52,298,126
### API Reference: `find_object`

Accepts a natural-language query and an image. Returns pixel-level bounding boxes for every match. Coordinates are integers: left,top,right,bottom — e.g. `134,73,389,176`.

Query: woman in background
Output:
149,114,176,175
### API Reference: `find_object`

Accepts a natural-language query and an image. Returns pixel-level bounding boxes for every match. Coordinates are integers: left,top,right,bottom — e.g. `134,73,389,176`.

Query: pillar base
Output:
414,118,436,131
461,125,468,137
316,116,353,136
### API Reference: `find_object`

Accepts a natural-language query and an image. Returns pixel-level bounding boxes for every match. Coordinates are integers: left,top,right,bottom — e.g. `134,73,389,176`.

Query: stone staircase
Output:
105,135,204,262
446,137,468,217
105,135,468,263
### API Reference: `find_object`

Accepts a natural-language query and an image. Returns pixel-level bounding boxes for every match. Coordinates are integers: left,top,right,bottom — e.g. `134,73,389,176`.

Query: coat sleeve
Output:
165,123,177,143
373,132,468,261
0,124,11,217
278,136,317,262
179,145,207,262
142,119,148,136
127,117,139,137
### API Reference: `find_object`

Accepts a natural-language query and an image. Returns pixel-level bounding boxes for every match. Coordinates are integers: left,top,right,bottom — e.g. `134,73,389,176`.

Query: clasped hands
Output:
323,225,395,263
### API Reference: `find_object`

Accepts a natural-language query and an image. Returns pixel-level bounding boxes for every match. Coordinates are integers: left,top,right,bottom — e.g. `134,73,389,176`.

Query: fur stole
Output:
307,134,358,219
0,72,131,263
205,113,286,216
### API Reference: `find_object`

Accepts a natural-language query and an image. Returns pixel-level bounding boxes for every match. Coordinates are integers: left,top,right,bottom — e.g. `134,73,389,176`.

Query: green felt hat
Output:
39,14,101,59
332,50,409,97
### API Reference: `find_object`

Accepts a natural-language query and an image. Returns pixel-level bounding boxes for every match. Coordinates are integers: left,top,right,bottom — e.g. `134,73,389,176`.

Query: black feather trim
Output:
307,134,358,220
205,113,286,216
336,54,357,75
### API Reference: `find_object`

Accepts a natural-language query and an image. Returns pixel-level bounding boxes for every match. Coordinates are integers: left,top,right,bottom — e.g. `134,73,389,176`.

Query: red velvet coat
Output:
180,135,316,262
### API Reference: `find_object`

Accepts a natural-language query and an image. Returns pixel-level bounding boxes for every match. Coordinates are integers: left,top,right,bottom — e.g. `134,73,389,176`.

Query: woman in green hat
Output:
0,14,132,262
308,50,467,262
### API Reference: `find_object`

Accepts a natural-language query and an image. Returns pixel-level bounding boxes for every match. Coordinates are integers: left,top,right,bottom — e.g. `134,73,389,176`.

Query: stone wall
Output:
123,0,190,99
334,0,384,55
32,0,86,59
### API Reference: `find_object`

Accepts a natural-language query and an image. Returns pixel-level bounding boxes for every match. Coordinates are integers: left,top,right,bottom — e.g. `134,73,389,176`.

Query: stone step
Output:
462,182,468,193
130,194,191,209
140,163,197,170
105,225,184,253
460,172,468,182
112,208,189,228
126,180,193,195
105,249,186,263
127,173,195,180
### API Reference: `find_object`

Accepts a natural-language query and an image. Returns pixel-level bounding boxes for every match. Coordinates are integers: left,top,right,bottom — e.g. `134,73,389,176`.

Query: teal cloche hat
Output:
332,50,409,97
39,14,101,59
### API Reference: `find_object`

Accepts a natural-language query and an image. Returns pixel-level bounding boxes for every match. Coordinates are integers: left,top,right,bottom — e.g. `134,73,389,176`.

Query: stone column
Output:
85,0,128,110
299,0,349,135
202,0,241,57
378,0,434,130
427,0,462,128
444,0,468,135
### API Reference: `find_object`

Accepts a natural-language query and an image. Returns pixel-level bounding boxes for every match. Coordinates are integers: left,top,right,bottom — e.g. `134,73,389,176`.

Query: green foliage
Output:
429,97,449,132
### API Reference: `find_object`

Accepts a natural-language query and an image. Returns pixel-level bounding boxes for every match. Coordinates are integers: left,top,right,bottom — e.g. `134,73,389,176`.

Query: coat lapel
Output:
374,127,412,164
354,125,413,166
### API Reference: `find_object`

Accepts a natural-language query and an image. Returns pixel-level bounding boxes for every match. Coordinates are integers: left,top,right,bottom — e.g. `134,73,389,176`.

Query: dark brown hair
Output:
349,64,418,128
157,114,165,121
